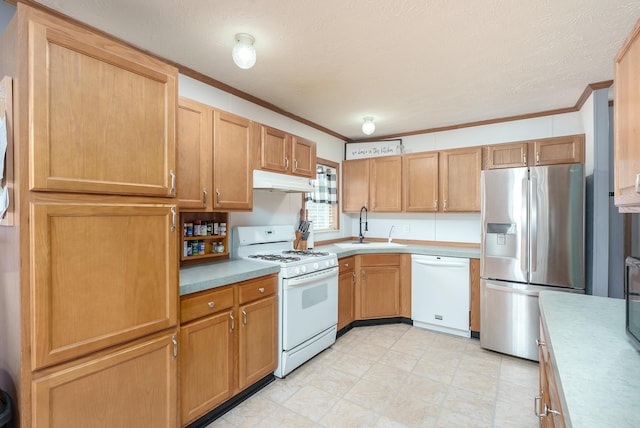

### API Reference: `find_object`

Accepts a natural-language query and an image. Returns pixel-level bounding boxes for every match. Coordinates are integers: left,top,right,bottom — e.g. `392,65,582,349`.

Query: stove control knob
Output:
294,267,300,275
329,259,336,266
324,260,330,268
313,262,319,270
301,266,307,273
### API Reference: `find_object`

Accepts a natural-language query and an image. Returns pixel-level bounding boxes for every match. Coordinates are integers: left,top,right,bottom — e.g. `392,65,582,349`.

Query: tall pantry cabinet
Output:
0,4,179,427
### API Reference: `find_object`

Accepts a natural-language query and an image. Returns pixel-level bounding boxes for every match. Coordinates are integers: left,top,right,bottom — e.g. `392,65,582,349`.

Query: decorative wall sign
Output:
345,139,403,160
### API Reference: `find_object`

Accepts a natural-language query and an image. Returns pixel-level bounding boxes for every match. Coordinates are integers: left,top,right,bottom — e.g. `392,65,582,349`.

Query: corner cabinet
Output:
29,11,177,197
615,18,640,211
356,254,402,319
212,110,254,210
342,155,402,213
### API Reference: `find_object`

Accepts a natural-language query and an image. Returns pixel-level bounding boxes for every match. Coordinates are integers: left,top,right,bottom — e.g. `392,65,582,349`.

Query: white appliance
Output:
411,255,470,337
233,225,338,378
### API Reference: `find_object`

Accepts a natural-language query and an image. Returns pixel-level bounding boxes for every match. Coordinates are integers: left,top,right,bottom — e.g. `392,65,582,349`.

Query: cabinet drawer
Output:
238,275,278,305
339,256,355,273
181,286,234,324
360,254,401,267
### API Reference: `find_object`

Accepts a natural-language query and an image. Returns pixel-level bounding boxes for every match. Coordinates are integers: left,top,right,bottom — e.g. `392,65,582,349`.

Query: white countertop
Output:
539,291,640,428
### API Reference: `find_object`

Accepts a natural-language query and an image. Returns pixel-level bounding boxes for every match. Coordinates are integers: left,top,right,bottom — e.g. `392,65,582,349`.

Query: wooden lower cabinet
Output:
338,257,356,330
537,320,565,427
356,254,402,319
469,258,481,333
179,274,278,426
180,311,233,425
32,332,178,428
238,295,278,390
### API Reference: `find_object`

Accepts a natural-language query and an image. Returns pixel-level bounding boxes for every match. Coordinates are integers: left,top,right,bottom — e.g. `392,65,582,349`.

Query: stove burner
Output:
282,250,330,257
248,254,301,263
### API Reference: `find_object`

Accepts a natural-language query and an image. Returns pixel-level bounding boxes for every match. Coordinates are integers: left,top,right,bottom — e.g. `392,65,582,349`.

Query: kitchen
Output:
1,1,640,428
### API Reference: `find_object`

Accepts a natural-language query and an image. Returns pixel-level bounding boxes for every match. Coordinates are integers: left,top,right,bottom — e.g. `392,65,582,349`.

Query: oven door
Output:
282,267,338,351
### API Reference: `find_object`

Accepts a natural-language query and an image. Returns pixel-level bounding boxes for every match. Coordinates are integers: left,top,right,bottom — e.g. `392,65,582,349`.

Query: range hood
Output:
253,170,314,193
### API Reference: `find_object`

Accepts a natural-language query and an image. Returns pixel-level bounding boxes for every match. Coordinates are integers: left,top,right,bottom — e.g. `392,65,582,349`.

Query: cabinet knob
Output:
535,339,545,347
207,301,215,309
258,287,265,293
344,263,349,268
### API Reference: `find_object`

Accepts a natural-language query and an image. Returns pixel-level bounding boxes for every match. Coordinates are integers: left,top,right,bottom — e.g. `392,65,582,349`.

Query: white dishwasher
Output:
411,255,470,337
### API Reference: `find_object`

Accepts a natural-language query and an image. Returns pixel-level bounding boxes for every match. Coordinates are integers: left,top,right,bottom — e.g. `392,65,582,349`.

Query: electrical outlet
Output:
403,224,411,233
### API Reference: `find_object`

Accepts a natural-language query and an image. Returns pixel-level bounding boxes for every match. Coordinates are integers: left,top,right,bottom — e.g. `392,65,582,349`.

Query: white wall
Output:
350,112,584,244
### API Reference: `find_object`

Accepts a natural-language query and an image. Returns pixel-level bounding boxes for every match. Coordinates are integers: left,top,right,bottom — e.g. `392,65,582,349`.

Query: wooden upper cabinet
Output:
32,332,177,428
342,158,370,212
532,135,584,166
439,147,482,212
614,19,640,210
177,98,212,209
213,110,254,211
292,136,317,178
260,126,290,173
370,155,402,212
403,152,439,212
31,201,178,369
28,10,177,197
485,142,528,169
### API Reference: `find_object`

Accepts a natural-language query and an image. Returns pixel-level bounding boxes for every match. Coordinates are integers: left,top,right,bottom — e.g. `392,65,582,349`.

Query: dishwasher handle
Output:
412,259,468,268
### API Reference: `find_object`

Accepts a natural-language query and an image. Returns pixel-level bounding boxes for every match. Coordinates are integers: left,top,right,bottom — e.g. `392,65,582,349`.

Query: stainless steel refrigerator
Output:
480,163,584,361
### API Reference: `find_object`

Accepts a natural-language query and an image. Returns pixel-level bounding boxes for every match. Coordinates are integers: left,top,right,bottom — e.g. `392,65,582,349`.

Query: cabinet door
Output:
213,110,253,210
485,142,528,169
370,155,402,212
615,21,640,209
32,332,177,428
439,147,482,212
338,270,355,330
29,12,177,196
533,135,584,166
403,152,439,212
291,136,317,178
180,312,233,425
359,266,401,319
31,202,178,369
238,295,278,390
260,126,290,173
469,258,481,333
177,98,212,209
342,158,370,212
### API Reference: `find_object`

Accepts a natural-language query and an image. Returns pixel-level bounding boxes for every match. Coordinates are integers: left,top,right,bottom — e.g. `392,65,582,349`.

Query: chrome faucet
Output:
358,206,368,243
388,225,396,243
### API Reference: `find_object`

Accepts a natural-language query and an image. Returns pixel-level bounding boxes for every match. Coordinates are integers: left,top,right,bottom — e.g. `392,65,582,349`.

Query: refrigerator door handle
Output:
484,282,539,297
530,175,537,274
521,176,528,275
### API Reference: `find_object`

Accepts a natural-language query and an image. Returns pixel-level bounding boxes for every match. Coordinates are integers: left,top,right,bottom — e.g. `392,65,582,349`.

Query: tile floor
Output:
208,323,540,428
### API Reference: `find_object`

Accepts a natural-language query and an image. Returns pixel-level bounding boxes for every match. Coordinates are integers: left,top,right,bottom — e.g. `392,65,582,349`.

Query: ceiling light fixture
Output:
362,117,375,135
232,33,256,69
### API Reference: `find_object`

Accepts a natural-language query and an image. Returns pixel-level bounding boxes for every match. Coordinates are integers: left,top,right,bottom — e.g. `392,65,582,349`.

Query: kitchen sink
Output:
334,242,408,249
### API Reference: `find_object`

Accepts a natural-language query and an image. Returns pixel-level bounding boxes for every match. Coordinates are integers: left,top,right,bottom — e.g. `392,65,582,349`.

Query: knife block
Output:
294,231,307,250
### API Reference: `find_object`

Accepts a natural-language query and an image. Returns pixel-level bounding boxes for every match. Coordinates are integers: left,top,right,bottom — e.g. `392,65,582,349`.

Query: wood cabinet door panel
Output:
260,126,290,173
213,110,253,210
403,152,439,211
32,332,177,428
338,270,355,330
32,203,178,369
360,267,401,319
238,295,278,390
180,313,233,425
440,147,482,212
291,136,316,178
370,156,402,212
177,98,212,209
533,135,584,166
486,143,528,169
342,159,370,212
29,18,177,196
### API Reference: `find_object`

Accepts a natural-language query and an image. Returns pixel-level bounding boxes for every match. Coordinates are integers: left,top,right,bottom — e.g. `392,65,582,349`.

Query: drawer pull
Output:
208,301,215,309
258,287,265,293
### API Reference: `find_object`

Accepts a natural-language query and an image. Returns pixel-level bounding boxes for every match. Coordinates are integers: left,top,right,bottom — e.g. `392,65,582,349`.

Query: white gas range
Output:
233,225,338,378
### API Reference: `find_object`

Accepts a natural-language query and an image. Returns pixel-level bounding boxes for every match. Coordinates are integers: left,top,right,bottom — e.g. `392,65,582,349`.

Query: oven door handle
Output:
285,267,338,286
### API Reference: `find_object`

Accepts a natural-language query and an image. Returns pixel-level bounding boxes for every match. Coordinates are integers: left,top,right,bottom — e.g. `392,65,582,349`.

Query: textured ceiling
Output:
33,0,640,140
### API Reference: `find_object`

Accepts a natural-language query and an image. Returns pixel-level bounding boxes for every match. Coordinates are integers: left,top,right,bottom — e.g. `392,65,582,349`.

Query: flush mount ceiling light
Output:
232,33,256,69
362,117,375,135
